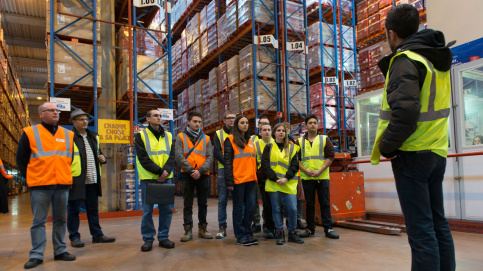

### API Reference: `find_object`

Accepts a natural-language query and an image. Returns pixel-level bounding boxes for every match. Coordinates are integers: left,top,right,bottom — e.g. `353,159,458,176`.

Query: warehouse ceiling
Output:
1,0,159,125
1,0,47,124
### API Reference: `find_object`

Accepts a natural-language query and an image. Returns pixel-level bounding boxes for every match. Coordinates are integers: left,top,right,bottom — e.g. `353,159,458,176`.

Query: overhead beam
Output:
1,13,45,27
10,56,46,68
20,83,46,89
17,71,47,80
5,37,46,49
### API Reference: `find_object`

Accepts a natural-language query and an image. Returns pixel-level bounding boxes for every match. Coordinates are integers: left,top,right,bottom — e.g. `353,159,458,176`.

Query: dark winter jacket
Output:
377,29,453,157
134,125,176,177
69,127,106,201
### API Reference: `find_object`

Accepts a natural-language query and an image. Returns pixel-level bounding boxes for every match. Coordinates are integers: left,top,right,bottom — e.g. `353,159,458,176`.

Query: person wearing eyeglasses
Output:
67,109,115,249
213,112,235,239
135,109,176,252
17,102,76,269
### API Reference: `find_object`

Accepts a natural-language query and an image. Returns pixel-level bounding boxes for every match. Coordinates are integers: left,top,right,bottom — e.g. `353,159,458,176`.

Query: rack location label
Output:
325,77,338,85
287,41,304,51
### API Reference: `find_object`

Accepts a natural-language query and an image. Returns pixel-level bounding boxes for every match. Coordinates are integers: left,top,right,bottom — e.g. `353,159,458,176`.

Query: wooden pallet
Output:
47,33,100,45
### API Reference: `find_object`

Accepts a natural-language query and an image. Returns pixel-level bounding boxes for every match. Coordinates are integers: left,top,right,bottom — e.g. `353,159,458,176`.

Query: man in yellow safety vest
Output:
371,4,455,271
135,109,176,252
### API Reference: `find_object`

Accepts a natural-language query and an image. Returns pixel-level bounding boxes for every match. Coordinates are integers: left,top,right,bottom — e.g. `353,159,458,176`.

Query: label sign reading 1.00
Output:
287,41,304,51
344,80,357,87
135,0,163,8
325,77,338,85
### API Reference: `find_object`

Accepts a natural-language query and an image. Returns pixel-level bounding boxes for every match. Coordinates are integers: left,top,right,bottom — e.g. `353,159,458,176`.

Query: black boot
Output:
276,230,285,245
288,231,304,244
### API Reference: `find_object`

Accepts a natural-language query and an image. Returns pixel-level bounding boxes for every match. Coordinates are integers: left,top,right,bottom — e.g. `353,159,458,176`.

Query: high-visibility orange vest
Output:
227,135,257,185
179,132,210,175
24,124,74,187
0,158,13,179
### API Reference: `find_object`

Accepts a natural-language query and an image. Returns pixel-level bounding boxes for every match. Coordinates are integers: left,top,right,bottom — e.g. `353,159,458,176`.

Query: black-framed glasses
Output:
151,114,161,118
42,109,61,113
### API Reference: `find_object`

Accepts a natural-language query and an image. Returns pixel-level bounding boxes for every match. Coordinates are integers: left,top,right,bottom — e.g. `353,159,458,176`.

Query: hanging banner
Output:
98,119,131,144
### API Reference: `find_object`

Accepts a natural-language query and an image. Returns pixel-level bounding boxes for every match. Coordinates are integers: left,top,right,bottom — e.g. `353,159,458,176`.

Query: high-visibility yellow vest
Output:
250,135,259,144
216,128,229,169
136,129,173,179
254,137,275,169
265,142,298,194
72,135,101,177
371,50,451,165
298,135,330,180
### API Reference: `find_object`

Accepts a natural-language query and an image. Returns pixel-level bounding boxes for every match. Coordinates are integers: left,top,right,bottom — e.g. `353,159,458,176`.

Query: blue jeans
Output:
232,181,256,242
29,189,69,260
297,200,303,219
391,151,455,271
217,168,231,228
269,191,297,232
141,179,173,242
67,184,103,240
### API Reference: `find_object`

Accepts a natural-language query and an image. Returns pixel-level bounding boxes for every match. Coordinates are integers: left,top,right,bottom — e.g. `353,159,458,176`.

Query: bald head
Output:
38,102,60,125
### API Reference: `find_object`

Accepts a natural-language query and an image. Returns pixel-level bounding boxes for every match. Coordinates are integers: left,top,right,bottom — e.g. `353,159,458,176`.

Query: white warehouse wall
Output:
426,0,483,46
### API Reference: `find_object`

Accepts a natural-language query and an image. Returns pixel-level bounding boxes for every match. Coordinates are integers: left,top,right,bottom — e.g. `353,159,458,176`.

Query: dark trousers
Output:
181,173,209,227
67,184,103,240
391,151,455,271
259,181,274,231
302,179,333,231
232,181,256,242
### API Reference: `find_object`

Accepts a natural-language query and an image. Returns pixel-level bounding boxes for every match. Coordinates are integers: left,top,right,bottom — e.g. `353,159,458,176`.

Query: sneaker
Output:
236,238,251,246
141,241,153,252
216,226,227,239
247,237,258,245
288,231,304,244
325,229,339,239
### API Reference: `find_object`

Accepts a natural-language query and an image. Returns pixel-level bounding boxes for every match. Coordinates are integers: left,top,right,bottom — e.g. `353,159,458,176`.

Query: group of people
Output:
136,110,339,250
13,4,457,271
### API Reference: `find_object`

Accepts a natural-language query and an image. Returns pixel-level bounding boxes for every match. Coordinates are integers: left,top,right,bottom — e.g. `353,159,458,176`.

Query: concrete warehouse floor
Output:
1,193,482,271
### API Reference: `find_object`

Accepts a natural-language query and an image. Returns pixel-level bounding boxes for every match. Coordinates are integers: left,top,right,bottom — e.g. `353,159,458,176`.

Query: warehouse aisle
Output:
1,194,482,271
